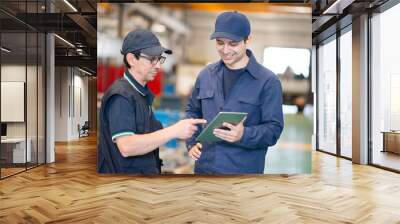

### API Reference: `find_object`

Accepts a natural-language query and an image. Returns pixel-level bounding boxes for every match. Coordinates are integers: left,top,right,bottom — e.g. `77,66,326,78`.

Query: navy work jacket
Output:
186,50,284,174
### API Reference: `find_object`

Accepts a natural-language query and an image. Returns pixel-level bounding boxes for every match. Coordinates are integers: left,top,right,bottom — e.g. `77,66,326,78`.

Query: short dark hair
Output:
123,52,140,69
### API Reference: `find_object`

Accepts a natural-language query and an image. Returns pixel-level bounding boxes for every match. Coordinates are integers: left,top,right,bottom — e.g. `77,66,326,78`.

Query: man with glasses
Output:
186,11,284,174
98,29,206,174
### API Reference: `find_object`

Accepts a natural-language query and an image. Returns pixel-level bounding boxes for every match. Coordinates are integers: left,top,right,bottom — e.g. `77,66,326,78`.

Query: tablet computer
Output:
196,112,247,143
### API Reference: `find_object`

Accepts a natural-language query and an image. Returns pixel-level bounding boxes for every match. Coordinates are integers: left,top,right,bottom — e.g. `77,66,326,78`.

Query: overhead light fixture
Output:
54,34,75,48
78,67,93,76
63,0,78,12
323,0,341,14
1,47,11,53
322,0,355,15
76,48,87,56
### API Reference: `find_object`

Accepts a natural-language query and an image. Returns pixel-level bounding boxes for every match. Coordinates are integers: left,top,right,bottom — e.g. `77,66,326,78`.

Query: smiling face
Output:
215,37,249,69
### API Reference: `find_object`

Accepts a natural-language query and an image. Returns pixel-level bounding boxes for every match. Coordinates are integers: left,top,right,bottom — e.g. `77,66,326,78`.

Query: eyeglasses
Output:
139,54,166,65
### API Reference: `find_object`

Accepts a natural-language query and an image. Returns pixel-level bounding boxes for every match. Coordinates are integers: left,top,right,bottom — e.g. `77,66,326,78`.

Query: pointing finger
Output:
191,119,207,124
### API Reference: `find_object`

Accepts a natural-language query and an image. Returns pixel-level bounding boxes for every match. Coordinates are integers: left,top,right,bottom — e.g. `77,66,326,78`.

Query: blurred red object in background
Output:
97,64,163,97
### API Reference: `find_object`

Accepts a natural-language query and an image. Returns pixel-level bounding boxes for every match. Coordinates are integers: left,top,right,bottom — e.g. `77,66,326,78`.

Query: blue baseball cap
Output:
210,11,251,42
121,29,172,56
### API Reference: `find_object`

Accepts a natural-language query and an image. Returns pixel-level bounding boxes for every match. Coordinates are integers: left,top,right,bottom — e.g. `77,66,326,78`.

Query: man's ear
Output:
245,35,252,45
126,53,136,67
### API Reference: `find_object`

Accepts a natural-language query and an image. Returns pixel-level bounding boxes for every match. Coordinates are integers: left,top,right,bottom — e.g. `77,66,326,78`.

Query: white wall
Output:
1,65,31,138
55,67,68,141
1,64,46,164
72,72,89,138
1,65,25,141
55,67,89,141
1,65,26,81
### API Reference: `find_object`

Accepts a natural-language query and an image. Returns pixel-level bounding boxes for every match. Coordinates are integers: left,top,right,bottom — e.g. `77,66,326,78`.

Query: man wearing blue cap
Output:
98,29,206,174
186,11,284,174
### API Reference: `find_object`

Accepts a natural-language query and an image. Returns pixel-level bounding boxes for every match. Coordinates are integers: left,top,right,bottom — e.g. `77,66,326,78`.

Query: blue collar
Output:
245,50,260,79
220,49,260,80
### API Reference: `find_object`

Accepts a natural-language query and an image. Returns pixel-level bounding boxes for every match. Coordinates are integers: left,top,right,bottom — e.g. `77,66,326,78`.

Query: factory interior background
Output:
97,3,312,174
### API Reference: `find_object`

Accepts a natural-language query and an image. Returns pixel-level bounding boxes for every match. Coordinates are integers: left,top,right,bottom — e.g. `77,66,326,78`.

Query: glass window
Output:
339,29,352,158
1,26,28,178
38,32,46,165
263,47,310,78
371,3,400,171
27,31,38,169
317,37,337,154
0,1,46,179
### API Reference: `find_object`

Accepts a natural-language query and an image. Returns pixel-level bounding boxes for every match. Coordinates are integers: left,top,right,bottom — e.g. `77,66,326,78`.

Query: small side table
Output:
381,131,400,154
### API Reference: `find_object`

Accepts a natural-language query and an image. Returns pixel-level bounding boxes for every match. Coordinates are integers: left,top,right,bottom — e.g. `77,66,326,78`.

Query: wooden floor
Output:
0,167,26,178
372,151,400,171
1,135,400,223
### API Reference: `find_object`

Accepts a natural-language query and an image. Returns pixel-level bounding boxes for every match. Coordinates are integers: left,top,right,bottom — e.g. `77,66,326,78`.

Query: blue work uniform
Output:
98,70,163,174
186,49,284,174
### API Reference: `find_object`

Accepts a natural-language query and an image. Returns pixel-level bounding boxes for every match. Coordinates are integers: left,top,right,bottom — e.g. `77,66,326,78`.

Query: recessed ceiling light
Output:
1,47,11,53
54,34,75,48
78,67,93,76
63,0,78,12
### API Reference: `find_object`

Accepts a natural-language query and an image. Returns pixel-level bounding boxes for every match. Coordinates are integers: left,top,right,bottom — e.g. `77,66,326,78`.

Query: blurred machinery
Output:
278,66,311,112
